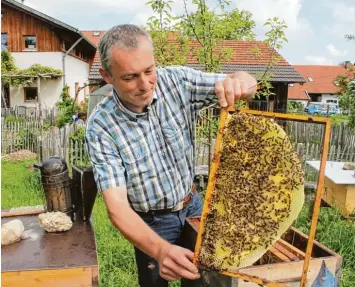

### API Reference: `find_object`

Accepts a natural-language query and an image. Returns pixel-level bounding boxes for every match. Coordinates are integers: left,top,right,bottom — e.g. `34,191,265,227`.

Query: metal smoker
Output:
34,157,98,222
34,156,73,216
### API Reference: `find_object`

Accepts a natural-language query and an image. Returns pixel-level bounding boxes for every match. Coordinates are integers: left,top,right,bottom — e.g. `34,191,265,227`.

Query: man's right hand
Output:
157,243,200,281
103,187,200,282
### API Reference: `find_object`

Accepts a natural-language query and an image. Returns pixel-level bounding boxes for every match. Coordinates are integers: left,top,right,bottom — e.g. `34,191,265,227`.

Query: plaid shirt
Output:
86,66,226,212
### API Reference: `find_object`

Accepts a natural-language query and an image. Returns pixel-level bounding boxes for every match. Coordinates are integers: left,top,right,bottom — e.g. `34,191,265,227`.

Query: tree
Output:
145,0,288,99
145,0,189,66
254,17,288,99
345,34,355,41
179,0,256,72
347,80,355,128
337,72,355,128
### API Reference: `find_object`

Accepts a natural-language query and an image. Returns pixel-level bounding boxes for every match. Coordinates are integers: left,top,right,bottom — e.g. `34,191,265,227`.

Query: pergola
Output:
1,73,63,110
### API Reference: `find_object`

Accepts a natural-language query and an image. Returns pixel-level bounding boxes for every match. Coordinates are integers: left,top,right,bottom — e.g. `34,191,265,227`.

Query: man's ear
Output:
99,68,113,84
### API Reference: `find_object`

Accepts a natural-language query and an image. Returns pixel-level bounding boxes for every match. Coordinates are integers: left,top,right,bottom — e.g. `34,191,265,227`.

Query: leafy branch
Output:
254,17,288,100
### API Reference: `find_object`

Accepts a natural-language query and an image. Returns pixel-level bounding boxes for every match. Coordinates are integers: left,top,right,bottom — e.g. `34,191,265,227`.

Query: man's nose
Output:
138,74,150,91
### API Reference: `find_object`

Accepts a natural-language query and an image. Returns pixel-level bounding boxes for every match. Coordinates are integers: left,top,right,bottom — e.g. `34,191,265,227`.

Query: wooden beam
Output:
277,239,306,260
239,109,330,124
2,267,95,287
269,246,292,262
1,206,45,218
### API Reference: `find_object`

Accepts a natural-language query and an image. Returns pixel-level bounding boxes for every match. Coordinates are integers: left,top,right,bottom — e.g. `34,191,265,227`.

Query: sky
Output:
23,0,355,65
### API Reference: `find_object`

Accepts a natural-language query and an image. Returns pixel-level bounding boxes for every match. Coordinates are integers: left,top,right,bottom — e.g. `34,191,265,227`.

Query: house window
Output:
288,83,294,87
92,31,101,36
1,33,8,51
308,77,313,82
24,87,38,102
24,35,37,50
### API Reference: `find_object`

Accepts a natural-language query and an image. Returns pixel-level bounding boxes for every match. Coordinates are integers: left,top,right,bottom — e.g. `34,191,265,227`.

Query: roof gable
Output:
288,65,354,100
2,0,96,50
81,31,106,47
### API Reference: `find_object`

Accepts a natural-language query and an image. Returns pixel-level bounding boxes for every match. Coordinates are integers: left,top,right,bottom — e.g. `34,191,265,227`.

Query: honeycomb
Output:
197,112,305,272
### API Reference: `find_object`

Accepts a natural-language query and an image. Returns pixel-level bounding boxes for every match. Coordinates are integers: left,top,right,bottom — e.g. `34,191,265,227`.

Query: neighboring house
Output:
288,63,354,107
1,0,96,109
84,30,305,113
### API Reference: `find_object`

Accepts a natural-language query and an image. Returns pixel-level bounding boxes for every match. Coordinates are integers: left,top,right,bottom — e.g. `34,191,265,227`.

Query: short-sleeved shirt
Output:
85,66,226,212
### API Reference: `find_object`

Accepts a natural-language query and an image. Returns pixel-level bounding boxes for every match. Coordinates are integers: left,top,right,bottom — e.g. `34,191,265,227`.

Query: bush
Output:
4,115,25,124
55,86,81,128
287,101,304,114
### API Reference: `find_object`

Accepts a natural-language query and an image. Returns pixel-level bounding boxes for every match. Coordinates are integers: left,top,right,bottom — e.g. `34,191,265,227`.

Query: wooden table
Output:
307,161,355,217
1,214,99,287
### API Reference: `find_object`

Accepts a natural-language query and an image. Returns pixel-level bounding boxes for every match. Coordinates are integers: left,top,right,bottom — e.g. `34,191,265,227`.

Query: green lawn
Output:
1,159,354,287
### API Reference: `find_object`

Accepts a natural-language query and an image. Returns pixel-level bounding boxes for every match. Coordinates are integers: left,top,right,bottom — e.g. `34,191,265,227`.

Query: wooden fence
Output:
285,121,355,147
1,121,88,169
1,121,42,154
1,106,59,125
39,123,89,168
2,111,354,172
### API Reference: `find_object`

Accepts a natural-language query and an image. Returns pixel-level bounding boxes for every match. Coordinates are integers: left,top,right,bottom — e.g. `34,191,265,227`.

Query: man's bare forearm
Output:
103,187,170,260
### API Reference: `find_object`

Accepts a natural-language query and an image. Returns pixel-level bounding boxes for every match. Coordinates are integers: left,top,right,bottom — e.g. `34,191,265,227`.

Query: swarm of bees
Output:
198,113,305,271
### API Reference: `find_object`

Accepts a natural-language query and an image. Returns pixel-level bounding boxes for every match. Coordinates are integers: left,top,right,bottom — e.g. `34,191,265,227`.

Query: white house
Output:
288,63,354,107
1,0,96,109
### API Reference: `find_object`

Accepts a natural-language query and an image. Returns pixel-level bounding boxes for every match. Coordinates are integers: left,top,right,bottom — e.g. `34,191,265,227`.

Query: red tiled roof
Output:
184,40,289,66
288,65,353,100
81,30,106,46
83,30,300,81
82,30,288,64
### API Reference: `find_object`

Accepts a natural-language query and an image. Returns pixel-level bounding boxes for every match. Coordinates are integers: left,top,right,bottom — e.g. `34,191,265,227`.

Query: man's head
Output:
99,24,157,113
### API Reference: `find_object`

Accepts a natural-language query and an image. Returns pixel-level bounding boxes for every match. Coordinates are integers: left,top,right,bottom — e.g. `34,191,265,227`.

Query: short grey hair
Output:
98,24,153,74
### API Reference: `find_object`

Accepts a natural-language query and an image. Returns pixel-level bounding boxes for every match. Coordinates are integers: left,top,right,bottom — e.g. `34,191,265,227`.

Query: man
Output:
85,24,257,286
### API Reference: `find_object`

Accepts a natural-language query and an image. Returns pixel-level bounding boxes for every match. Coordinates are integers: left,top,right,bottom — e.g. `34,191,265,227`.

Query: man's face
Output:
100,37,157,113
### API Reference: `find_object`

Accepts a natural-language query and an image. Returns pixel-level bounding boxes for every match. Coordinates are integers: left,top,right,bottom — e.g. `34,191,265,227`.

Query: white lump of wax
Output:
38,211,73,232
1,219,25,245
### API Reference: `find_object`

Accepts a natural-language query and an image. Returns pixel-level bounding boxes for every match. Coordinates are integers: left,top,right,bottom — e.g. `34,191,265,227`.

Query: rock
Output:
1,219,25,245
38,212,73,233
343,162,355,170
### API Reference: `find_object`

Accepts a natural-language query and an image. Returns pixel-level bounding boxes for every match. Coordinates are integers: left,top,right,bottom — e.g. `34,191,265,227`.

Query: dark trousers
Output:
134,192,203,287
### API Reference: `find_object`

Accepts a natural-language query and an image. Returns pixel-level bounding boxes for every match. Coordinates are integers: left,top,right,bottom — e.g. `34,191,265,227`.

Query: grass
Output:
330,114,350,126
294,205,355,287
2,159,355,287
92,197,139,286
1,159,43,209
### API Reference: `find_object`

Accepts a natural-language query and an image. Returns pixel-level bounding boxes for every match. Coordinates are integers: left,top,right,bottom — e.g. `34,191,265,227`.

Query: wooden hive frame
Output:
193,107,332,287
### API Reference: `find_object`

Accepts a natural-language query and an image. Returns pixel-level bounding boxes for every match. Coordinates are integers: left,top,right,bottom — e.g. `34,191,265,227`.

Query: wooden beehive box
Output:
181,217,342,287
307,161,355,218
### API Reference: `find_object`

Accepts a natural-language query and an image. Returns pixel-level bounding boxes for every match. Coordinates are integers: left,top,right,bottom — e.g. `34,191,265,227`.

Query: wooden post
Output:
37,77,41,114
75,82,79,104
339,123,344,148
300,119,332,287
297,143,304,164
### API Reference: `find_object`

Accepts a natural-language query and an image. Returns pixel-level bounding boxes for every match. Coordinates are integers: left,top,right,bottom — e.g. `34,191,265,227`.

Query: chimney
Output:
344,60,351,69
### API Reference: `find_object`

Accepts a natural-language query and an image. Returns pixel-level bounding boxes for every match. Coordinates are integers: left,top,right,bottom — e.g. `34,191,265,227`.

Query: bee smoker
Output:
71,165,98,221
34,156,73,217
